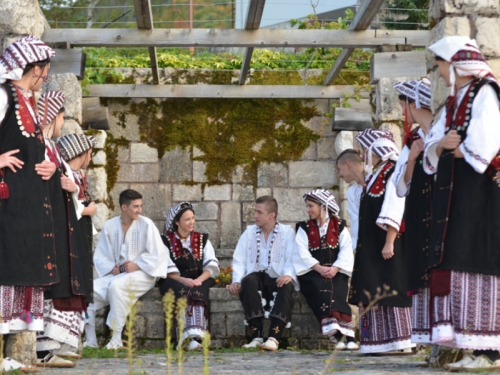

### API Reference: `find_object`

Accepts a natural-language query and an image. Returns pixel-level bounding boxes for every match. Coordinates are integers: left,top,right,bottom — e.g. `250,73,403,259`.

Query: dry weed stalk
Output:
163,290,176,375
202,332,210,375
176,296,187,375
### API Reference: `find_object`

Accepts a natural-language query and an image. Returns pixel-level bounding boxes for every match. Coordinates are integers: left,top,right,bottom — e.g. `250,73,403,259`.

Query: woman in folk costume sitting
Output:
294,189,358,350
348,128,414,354
423,36,500,371
159,202,220,351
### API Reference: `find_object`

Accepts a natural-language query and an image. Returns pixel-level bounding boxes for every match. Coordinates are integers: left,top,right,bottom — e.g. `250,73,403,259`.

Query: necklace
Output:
255,222,279,268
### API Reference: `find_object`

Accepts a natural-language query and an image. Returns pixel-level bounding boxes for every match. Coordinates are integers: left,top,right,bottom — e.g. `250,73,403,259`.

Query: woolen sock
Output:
248,318,263,339
268,318,286,341
84,323,97,344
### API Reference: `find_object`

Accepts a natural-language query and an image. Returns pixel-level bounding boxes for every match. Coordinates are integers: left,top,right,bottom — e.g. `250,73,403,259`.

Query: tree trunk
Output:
86,0,100,28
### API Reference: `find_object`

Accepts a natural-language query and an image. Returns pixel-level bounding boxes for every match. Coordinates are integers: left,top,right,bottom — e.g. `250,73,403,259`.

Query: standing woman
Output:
392,79,434,344
423,36,500,371
0,37,57,371
348,128,414,354
294,189,358,350
159,202,220,350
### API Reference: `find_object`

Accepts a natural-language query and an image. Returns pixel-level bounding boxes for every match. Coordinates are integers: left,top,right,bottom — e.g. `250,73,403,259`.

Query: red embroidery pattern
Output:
367,162,395,198
166,231,203,260
306,218,339,251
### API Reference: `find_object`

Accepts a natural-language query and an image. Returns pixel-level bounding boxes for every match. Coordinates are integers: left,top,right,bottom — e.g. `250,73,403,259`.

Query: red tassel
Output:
403,103,411,145
0,171,9,199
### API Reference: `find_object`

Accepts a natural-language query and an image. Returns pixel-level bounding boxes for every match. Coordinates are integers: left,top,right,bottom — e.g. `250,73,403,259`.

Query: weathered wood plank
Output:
332,107,373,131
240,0,266,85
133,0,159,84
84,84,371,99
370,50,426,84
50,49,86,80
42,28,428,48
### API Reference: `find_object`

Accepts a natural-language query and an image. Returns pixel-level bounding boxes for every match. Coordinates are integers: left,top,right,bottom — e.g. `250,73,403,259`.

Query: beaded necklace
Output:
255,221,279,268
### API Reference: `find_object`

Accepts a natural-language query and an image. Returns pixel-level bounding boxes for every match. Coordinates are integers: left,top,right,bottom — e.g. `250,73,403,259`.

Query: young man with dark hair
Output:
228,196,298,351
84,189,178,349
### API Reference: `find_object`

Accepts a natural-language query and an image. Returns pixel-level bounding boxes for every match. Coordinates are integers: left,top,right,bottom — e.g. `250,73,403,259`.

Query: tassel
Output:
0,171,9,199
21,310,33,324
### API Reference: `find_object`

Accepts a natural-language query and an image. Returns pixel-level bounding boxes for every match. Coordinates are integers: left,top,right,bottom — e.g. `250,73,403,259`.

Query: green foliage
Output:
383,0,430,30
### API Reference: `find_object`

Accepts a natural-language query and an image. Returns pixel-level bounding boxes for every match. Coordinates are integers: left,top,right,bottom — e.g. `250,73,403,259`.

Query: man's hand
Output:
439,130,461,150
276,275,292,287
61,175,78,193
227,282,241,296
0,149,23,172
321,266,339,279
381,243,394,260
123,260,140,273
85,202,98,217
112,264,120,275
35,160,56,180
408,139,424,162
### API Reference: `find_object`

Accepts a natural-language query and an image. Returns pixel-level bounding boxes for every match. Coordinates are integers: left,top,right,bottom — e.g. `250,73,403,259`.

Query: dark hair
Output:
255,195,278,217
119,189,142,207
173,203,195,232
22,58,51,76
58,106,65,114
336,149,363,165
435,55,445,62
398,94,415,104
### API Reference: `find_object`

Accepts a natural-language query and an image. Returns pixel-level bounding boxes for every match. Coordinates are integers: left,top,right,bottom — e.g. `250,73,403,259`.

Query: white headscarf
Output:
303,189,340,219
355,129,399,174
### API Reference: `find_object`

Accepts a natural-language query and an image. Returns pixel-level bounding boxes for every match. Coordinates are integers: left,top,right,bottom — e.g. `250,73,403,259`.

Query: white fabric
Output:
0,87,7,124
87,270,156,332
177,233,220,278
424,83,500,175
366,161,405,232
232,223,299,290
94,215,178,278
428,36,477,62
0,67,22,85
294,224,354,277
347,183,362,250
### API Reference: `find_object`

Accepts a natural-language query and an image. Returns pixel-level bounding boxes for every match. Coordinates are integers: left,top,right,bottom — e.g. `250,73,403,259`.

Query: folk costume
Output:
392,79,434,344
424,37,500,368
346,183,362,250
349,129,414,354
0,37,56,336
35,92,90,364
85,215,177,349
232,220,298,347
294,189,355,342
158,202,219,348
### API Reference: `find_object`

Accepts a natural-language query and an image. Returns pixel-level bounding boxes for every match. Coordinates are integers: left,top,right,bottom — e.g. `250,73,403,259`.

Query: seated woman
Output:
159,202,219,350
294,189,358,350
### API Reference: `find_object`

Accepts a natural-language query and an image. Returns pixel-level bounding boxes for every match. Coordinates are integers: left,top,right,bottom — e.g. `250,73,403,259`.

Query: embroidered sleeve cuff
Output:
423,142,439,175
460,143,489,174
376,216,401,232
203,259,220,278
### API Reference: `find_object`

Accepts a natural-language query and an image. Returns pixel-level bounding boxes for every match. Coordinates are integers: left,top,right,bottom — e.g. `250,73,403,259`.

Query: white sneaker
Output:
335,341,346,350
1,358,24,371
444,354,475,370
105,339,123,350
37,353,76,368
262,337,279,352
58,351,82,359
462,355,500,370
83,340,98,348
188,340,202,351
242,338,264,349
346,341,360,350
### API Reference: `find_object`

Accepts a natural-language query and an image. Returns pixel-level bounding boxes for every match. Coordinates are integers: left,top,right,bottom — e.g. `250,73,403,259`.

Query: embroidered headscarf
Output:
303,189,340,218
0,36,55,84
429,36,495,96
164,202,194,235
356,129,399,174
37,91,65,128
57,133,97,162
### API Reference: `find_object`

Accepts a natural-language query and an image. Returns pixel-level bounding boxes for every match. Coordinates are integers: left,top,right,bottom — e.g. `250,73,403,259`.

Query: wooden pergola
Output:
43,0,428,99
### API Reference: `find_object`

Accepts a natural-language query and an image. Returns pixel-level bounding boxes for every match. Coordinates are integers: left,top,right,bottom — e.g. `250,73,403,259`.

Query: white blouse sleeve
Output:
0,88,8,125
332,226,354,277
392,145,411,197
231,229,248,284
347,184,361,250
423,109,446,175
376,171,405,232
293,226,319,276
202,239,220,278
458,84,500,174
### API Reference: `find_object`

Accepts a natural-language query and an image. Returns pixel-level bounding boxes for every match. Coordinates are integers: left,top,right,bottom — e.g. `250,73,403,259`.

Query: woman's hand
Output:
0,150,23,172
35,160,56,180
181,277,197,288
321,266,339,279
381,242,394,260
439,130,461,150
61,175,78,193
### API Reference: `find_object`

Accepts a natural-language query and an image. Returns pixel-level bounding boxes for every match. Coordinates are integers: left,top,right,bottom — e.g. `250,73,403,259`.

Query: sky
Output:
235,0,358,28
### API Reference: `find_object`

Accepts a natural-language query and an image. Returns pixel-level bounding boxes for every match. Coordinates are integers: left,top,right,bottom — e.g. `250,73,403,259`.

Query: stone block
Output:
133,315,147,338
430,69,449,113
92,203,110,231
142,287,162,300
61,119,83,137
374,77,406,123
91,130,107,149
232,184,254,201
226,312,246,337
475,18,500,58
0,0,47,38
256,188,272,197
257,163,288,187
130,143,159,163
305,116,336,137
6,331,37,366
108,182,129,215
379,123,403,151
173,184,202,201
209,288,233,302
193,202,218,220
427,17,471,69
193,161,207,182
194,221,218,247
242,202,256,223
211,300,243,313
231,165,245,183
118,145,129,163
92,150,106,166
107,102,141,142
203,184,231,200
288,161,337,187
140,340,165,350
429,0,499,20
489,58,500,80
220,202,241,248
193,146,204,158
145,315,166,339
273,188,305,222
290,314,310,338
160,147,192,183
300,142,316,160
87,167,107,202
317,138,337,160
43,73,82,124
334,131,354,156
210,312,227,338
117,163,159,183
129,183,171,221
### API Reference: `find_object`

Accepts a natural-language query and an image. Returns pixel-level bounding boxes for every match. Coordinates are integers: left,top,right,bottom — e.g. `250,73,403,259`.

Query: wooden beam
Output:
42,28,428,48
332,107,372,131
50,49,86,80
84,84,370,99
240,0,266,85
133,0,159,84
323,0,386,85
370,50,426,84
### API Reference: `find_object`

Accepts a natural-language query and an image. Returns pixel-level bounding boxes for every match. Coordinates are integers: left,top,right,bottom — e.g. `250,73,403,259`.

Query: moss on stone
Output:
104,133,130,207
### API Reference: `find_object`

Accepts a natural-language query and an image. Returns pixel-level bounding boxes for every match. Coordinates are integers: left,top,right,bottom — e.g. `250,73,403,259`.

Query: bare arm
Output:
381,226,398,260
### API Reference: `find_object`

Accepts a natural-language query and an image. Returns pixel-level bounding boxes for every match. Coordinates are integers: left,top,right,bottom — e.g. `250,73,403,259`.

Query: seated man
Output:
84,189,178,349
227,196,298,351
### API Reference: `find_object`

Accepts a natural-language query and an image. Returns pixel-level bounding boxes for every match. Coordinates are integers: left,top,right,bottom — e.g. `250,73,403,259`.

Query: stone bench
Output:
95,287,359,350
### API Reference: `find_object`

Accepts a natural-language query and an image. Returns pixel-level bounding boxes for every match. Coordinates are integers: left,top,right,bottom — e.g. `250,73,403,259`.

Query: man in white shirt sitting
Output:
84,189,178,349
227,196,298,351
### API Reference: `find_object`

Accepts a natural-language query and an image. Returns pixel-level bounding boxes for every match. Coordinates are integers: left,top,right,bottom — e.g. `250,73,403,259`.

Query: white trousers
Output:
86,271,156,333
